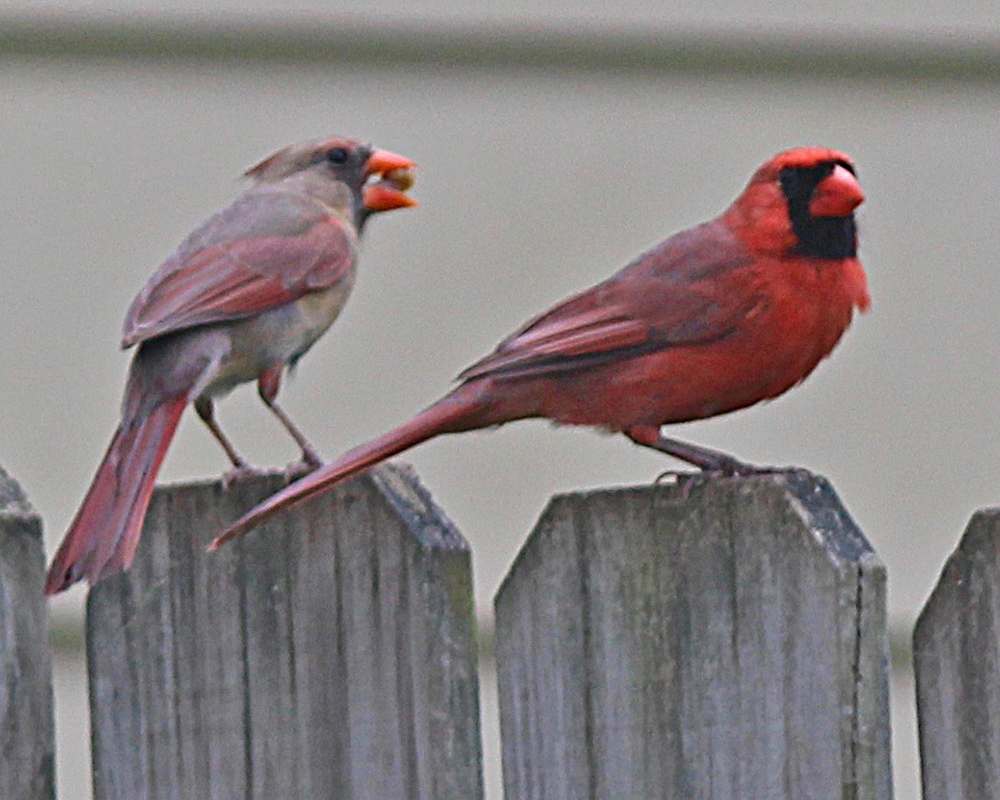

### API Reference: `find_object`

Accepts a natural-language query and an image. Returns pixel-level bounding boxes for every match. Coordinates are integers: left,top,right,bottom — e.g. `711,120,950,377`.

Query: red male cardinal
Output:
212,146,868,548
45,137,417,594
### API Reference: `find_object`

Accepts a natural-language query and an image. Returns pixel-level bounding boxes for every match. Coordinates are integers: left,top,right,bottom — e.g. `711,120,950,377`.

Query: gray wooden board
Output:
913,508,1000,800
86,464,482,800
494,469,891,800
0,465,55,800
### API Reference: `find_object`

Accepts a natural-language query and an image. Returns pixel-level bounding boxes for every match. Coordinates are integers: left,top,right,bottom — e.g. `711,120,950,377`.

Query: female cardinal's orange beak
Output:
363,148,417,211
364,148,415,176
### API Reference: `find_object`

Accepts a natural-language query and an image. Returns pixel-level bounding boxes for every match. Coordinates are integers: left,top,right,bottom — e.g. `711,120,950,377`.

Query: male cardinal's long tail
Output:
210,387,487,550
45,396,186,594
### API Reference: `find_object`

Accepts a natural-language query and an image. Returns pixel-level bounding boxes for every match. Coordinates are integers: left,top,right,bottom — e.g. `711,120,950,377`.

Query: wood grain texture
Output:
0,465,55,800
913,508,1000,800
494,469,891,800
86,464,482,800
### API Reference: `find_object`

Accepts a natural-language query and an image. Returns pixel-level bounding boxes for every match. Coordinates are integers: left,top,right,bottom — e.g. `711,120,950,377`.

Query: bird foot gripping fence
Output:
0,461,995,798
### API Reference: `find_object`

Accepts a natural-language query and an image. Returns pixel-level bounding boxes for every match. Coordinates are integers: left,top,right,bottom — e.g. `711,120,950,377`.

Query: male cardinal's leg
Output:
258,366,322,478
194,396,262,486
624,425,758,475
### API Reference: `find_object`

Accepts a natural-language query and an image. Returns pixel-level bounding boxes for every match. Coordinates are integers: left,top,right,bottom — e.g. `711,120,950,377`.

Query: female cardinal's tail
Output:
45,396,186,594
210,385,490,549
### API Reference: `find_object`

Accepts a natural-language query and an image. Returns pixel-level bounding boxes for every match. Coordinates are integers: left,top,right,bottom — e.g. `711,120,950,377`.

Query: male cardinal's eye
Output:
326,147,349,165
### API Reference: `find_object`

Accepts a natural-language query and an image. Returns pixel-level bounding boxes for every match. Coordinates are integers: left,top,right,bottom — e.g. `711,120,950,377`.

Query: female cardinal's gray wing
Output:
121,186,358,348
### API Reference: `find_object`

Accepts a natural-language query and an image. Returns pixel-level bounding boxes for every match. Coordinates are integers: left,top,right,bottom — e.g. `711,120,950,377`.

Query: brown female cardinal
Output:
213,145,869,548
45,137,417,593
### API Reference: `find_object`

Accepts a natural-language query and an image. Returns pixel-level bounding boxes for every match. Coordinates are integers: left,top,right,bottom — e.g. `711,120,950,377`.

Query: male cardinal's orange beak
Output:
808,164,865,217
363,148,417,211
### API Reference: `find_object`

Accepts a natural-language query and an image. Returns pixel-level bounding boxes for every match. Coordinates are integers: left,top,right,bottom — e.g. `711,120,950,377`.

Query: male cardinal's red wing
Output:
457,301,650,380
121,188,356,348
459,219,756,381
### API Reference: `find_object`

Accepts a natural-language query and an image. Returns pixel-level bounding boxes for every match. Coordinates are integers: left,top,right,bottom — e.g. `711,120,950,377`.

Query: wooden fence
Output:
0,460,996,798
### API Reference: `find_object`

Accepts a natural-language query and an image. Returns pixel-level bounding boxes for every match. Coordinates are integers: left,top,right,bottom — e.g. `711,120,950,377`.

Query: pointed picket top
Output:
495,469,891,800
914,507,1000,800
0,465,55,800
87,464,483,800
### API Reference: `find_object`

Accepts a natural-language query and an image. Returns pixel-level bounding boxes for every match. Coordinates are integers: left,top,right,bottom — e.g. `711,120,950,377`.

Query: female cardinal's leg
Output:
258,366,322,477
194,396,264,486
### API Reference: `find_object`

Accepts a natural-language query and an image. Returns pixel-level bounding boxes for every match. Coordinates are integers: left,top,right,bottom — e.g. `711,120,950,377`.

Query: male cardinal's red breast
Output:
45,137,416,593
211,145,868,546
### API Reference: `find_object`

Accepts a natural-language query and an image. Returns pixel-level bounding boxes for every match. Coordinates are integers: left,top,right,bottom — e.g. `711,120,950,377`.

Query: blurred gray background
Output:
3,3,999,798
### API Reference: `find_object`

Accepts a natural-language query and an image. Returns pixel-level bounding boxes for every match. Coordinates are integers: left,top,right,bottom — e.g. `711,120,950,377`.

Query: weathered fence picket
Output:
0,466,55,800
85,464,482,800
913,508,1000,800
493,469,892,800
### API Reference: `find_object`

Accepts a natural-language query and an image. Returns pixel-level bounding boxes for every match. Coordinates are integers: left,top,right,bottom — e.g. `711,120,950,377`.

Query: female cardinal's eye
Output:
326,147,348,165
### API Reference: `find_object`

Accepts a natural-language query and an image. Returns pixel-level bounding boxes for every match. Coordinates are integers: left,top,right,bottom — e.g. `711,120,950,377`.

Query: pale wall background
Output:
3,4,999,798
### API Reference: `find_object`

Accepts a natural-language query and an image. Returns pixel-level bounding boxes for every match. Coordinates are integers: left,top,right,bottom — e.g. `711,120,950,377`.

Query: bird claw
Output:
653,457,771,486
284,453,322,483
222,463,269,490
707,456,761,477
654,469,694,485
